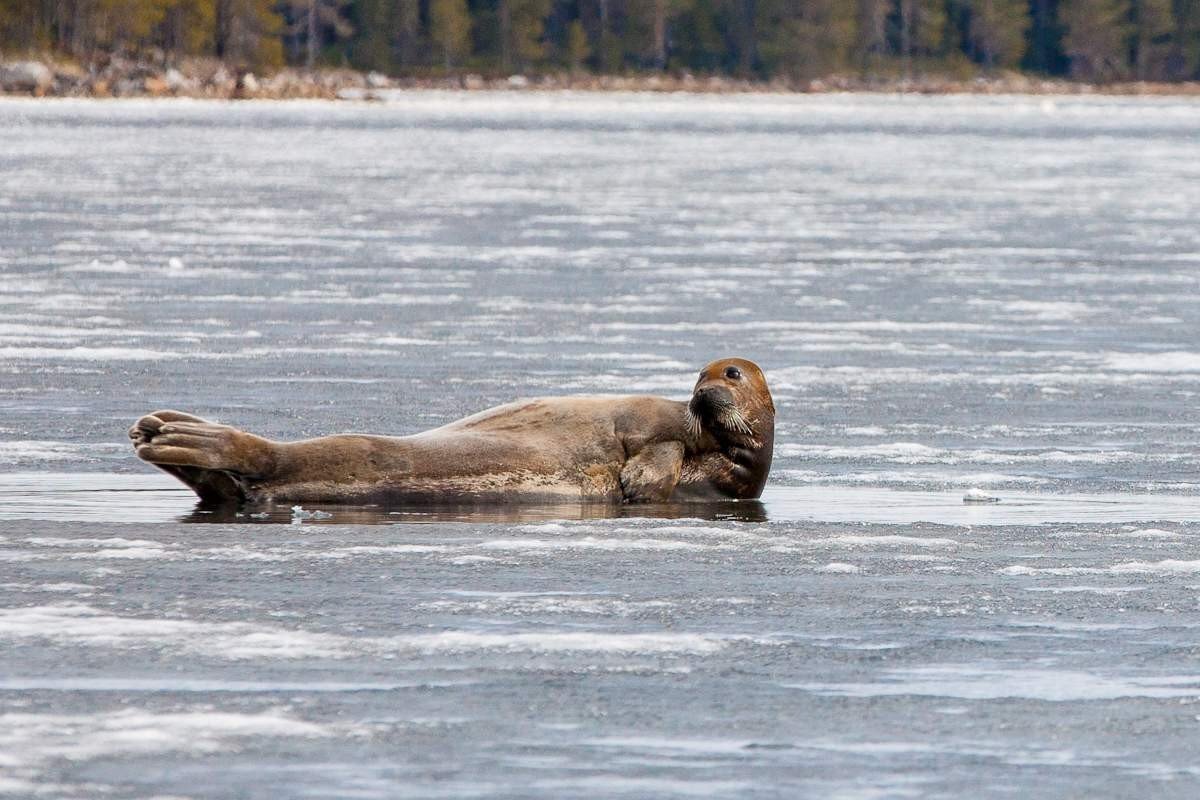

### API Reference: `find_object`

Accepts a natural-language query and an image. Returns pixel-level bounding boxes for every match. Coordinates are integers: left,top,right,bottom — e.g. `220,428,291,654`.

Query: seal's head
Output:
684,357,775,499
686,358,775,442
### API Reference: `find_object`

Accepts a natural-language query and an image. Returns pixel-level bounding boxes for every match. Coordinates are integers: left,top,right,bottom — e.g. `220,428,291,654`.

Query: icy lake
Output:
1,92,1199,797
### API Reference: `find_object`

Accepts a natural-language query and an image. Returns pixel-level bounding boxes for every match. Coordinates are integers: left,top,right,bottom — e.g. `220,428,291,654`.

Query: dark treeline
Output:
3,0,1200,82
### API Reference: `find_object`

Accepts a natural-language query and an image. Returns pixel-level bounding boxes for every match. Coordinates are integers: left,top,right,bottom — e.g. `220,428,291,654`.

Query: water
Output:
1,92,1199,798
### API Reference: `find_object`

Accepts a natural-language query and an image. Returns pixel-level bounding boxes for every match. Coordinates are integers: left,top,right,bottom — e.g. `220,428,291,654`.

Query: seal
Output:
129,357,774,506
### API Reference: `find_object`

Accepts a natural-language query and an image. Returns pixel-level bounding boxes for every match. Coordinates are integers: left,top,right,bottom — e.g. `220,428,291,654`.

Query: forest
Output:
3,0,1199,83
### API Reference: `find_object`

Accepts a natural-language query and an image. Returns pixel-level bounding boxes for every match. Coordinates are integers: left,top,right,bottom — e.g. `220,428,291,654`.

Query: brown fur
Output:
129,358,775,506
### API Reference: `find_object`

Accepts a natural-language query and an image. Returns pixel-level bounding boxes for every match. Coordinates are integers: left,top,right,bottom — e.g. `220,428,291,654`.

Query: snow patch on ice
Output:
999,560,1200,576
816,562,862,574
792,665,1200,701
0,707,327,792
0,604,731,659
1104,352,1200,372
479,537,717,552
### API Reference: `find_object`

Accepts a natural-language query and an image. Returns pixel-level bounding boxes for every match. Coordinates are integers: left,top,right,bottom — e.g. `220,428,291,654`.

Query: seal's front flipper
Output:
620,441,684,503
129,411,275,503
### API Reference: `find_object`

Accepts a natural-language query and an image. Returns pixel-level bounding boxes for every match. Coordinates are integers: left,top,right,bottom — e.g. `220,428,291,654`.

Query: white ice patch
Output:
776,443,1173,466
479,537,718,552
0,604,729,658
792,665,1200,701
402,631,726,654
1115,528,1180,539
0,603,350,659
35,583,94,593
842,426,889,436
417,596,675,616
998,559,1200,577
778,469,1048,488
816,563,862,574
811,535,960,549
25,537,165,548
21,536,172,560
1022,585,1147,595
0,707,326,793
998,300,1096,321
1105,352,1200,372
0,346,186,361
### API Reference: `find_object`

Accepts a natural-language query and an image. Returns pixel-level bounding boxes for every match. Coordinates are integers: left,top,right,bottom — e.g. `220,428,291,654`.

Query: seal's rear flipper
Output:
129,410,250,503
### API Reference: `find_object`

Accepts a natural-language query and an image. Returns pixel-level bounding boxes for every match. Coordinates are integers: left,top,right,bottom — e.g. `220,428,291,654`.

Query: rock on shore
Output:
0,61,53,93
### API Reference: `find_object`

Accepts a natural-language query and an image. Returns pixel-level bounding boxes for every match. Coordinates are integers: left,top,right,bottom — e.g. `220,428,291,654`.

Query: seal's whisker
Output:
720,406,753,435
685,408,703,438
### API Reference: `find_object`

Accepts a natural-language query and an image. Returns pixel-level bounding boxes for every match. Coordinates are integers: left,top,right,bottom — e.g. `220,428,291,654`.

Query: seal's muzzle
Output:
689,385,734,418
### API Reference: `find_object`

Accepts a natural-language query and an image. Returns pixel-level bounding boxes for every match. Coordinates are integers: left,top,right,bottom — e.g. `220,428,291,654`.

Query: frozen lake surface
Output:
1,92,1199,798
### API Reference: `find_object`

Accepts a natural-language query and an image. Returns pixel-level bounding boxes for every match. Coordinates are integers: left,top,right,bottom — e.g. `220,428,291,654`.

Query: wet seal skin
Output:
129,358,774,507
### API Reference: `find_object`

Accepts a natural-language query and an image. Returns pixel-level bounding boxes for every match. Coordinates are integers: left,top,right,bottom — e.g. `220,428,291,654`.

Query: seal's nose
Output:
690,385,732,415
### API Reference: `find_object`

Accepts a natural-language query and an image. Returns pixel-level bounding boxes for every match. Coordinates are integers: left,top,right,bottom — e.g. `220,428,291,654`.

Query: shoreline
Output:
3,57,1200,100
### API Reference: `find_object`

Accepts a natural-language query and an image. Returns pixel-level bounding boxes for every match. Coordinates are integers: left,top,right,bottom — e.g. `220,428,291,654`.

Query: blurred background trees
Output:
2,0,1199,81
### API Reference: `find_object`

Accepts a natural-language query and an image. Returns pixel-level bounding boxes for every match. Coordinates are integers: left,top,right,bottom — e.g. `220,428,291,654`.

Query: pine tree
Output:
1169,0,1200,78
622,0,689,69
756,0,858,79
430,0,471,68
671,0,727,71
393,0,421,67
350,0,392,71
283,0,352,69
1025,0,1068,74
567,18,591,70
215,0,284,67
95,0,170,52
1060,0,1131,79
160,0,216,58
500,0,551,71
896,0,948,71
965,0,1030,67
0,0,33,52
856,0,890,70
722,0,758,77
1131,0,1175,78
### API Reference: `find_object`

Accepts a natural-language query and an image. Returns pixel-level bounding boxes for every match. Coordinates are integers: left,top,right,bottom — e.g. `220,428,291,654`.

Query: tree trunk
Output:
500,0,512,71
215,0,228,59
653,0,667,70
599,0,611,72
307,0,317,69
396,0,420,67
736,0,756,78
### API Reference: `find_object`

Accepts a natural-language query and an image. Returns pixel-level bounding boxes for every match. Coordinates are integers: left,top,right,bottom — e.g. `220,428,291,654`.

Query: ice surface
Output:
2,93,1200,798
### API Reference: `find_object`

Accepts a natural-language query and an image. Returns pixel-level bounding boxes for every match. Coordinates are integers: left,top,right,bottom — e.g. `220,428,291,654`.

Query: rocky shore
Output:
3,55,1200,99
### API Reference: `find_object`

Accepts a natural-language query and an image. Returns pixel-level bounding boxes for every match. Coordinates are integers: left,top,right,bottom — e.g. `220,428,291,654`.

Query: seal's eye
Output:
724,366,742,380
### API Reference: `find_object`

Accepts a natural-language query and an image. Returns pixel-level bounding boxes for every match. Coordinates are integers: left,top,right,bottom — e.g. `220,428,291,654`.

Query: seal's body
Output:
130,358,774,506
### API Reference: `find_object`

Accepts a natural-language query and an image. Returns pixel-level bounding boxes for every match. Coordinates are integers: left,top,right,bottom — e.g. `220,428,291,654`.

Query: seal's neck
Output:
687,410,773,500
722,417,773,499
